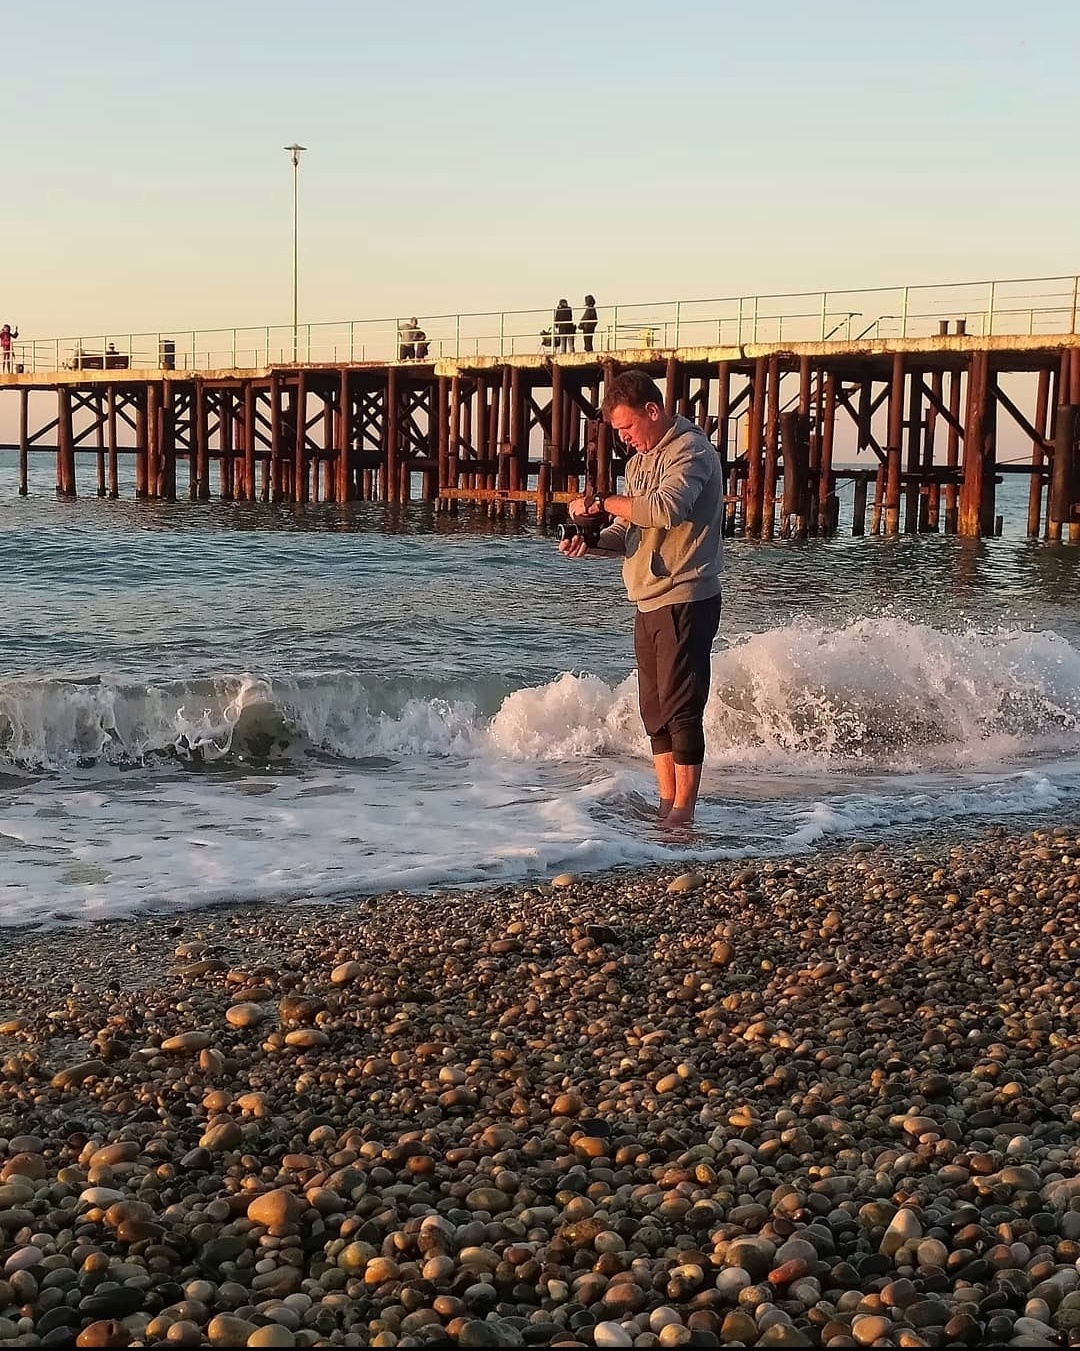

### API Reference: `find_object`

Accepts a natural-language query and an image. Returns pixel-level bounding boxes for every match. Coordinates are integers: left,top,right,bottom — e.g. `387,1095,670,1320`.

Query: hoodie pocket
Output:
648,550,670,580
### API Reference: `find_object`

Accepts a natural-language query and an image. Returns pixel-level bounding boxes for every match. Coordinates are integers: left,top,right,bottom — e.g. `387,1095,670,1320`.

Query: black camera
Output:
555,513,611,548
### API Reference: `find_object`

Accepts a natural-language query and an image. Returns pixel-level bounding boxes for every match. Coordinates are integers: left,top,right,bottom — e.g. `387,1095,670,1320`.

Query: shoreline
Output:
1,820,1080,1346
0,809,1049,947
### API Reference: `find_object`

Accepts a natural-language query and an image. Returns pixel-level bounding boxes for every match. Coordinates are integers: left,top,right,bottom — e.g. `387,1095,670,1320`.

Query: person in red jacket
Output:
0,323,18,373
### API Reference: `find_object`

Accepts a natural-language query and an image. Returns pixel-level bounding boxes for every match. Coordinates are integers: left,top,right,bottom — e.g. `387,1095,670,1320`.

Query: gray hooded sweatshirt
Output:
597,414,724,613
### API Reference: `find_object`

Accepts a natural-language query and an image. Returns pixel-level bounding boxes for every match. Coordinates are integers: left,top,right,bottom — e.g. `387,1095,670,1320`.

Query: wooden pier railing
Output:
3,329,1080,541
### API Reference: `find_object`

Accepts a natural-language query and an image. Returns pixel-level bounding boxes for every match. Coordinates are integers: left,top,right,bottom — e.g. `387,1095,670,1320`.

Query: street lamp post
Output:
284,143,307,361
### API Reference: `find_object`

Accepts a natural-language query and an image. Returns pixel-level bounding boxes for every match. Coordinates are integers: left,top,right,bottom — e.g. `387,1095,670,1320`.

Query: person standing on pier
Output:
0,323,17,373
553,300,575,353
579,295,598,352
398,318,421,361
558,369,724,828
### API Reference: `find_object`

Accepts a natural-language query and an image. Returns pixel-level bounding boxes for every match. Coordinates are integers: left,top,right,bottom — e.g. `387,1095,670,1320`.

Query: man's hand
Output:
558,495,601,559
567,494,603,520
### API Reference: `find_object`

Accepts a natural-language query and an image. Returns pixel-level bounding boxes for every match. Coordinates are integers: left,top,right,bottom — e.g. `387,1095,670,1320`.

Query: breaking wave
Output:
3,618,1079,776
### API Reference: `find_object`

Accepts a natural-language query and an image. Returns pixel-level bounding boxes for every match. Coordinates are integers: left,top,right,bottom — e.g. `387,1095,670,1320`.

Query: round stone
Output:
74,1321,130,1348
593,1322,635,1348
78,1187,127,1208
852,1314,895,1345
337,1241,378,1273
88,1142,139,1169
247,1328,297,1348
4,1246,42,1274
160,1031,213,1053
284,1029,328,1048
667,871,704,894
206,1314,258,1346
200,1119,243,1151
363,1257,400,1286
246,1189,303,1228
465,1187,511,1213
880,1207,922,1256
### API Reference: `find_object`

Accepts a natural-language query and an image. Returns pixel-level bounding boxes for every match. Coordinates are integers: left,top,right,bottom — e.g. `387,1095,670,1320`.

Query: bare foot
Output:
657,799,673,822
662,808,695,829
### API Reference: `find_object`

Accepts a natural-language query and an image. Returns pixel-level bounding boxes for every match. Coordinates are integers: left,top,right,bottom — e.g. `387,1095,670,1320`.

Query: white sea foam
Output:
3,617,1080,925
4,618,1079,774
490,618,1080,770
703,617,1080,769
0,752,1075,929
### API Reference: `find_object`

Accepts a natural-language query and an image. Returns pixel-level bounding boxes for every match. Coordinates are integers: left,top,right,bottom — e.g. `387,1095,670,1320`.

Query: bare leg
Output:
653,751,675,820
664,762,703,828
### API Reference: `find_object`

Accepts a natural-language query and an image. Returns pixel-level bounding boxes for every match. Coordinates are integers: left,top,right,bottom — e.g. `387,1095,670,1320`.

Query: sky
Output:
2,0,1078,342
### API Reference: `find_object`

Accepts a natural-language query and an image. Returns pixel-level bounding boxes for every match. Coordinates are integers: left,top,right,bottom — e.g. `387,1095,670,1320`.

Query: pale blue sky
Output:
3,0,1077,339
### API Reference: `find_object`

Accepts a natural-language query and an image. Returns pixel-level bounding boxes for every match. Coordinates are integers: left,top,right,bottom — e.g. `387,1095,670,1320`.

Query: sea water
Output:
2,450,1079,927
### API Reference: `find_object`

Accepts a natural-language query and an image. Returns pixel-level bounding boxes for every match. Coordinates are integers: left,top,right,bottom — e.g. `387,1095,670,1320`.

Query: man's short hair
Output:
602,369,666,418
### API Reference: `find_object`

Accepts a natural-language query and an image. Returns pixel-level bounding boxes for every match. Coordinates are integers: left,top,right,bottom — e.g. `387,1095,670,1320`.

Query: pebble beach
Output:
3,824,1080,1348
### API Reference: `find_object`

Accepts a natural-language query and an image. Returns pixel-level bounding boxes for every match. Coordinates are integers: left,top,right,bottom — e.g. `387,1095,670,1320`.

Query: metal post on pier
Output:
819,373,838,533
958,350,989,536
107,387,119,500
1027,367,1051,538
17,389,29,496
904,367,922,533
745,357,766,537
1049,406,1079,536
57,387,76,498
284,144,307,362
884,353,904,535
762,354,780,541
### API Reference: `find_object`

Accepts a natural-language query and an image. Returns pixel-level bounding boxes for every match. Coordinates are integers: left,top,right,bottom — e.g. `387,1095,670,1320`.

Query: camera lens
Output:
556,520,604,547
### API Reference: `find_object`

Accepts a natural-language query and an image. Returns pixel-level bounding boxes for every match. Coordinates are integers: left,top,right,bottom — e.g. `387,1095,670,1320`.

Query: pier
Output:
3,275,1080,540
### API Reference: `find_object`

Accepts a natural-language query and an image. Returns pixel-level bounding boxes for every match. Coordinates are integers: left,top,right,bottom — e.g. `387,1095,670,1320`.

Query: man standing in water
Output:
559,369,724,826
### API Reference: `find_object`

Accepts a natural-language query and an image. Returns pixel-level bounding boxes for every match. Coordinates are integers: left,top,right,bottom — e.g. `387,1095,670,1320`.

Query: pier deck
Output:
4,286,1080,541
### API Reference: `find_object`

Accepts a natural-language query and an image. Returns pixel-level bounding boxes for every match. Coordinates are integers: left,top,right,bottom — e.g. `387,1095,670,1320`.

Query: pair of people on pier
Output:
549,296,598,354
559,368,724,827
397,319,429,361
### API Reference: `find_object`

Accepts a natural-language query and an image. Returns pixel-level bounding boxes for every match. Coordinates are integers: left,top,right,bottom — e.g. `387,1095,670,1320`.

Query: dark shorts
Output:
634,593,722,765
